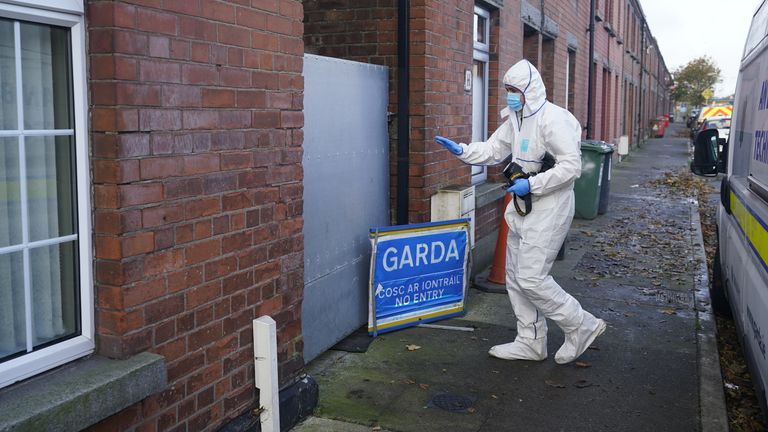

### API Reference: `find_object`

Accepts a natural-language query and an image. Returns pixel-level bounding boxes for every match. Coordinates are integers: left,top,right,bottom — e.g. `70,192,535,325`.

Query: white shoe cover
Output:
554,316,606,364
488,337,547,361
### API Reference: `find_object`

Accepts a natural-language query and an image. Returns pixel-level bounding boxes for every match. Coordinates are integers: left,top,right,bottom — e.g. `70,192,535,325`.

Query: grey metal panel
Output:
301,54,390,362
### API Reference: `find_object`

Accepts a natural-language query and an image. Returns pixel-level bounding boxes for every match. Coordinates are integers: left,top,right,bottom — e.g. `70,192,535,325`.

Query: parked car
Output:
699,116,731,146
690,0,768,414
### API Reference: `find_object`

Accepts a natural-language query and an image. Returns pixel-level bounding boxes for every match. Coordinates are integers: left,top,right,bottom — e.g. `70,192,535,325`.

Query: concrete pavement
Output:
292,122,728,432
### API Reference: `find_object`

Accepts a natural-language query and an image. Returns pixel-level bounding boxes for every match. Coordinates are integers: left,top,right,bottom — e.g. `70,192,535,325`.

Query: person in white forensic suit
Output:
434,59,606,364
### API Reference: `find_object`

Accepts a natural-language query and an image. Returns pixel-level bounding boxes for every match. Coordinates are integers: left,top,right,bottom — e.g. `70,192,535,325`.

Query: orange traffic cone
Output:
486,193,512,285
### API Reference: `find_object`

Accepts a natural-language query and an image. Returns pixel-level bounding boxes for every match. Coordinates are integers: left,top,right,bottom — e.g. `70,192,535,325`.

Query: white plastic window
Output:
0,1,93,389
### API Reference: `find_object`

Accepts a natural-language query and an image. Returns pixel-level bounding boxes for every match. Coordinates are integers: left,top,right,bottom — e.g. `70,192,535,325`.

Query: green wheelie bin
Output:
574,140,612,219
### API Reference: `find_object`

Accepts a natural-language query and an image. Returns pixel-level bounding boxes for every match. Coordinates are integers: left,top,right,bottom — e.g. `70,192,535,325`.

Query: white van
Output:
691,0,768,414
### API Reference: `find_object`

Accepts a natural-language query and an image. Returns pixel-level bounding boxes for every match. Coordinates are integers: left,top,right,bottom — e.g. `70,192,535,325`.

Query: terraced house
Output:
0,0,670,430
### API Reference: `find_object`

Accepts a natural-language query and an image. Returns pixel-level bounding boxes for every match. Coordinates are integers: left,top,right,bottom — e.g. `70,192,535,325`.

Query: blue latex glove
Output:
507,178,530,196
434,136,463,155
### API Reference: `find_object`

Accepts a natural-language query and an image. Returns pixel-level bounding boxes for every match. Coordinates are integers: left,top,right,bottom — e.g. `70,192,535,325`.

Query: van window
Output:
744,2,768,58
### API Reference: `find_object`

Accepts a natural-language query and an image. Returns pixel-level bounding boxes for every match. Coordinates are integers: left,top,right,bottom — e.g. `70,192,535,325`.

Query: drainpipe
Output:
636,19,645,148
586,0,595,139
396,0,410,225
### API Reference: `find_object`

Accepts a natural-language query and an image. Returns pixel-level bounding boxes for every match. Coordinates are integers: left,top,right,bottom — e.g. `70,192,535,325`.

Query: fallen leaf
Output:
406,344,421,351
575,361,591,368
545,379,566,388
574,380,594,388
403,379,415,384
491,394,499,399
467,407,476,413
372,427,382,431
661,308,677,315
419,383,430,390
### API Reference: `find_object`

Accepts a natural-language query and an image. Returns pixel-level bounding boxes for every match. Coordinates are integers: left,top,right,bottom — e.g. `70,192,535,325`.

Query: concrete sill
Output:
475,182,506,209
0,352,166,432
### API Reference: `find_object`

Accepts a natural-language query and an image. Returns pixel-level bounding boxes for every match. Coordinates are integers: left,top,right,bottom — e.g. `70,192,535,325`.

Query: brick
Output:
221,152,252,170
124,278,167,308
220,68,251,87
149,36,170,58
115,57,139,80
142,203,185,227
280,111,303,128
167,351,205,382
96,235,122,260
251,111,280,128
120,183,164,207
235,90,266,108
218,24,250,48
219,110,251,129
185,281,221,309
170,39,190,60
201,0,236,23
202,172,239,195
122,232,155,257
150,133,174,155
89,29,114,53
140,60,181,83
185,238,221,265
114,30,148,55
165,178,203,199
117,108,140,131
183,154,219,175
95,211,122,235
139,109,182,131
117,133,151,157
212,215,229,235
161,84,201,107
186,362,222,394
97,309,143,335
94,185,119,209
236,7,267,28
145,294,185,324
194,220,212,239
91,82,116,105
182,110,218,130
140,157,183,180
92,108,116,132
96,285,124,309
202,88,236,108
137,8,178,36
180,16,217,42
190,42,210,62
164,0,201,15
181,64,218,85
91,56,115,80
204,256,237,281
143,249,185,276
116,83,162,106
168,266,203,293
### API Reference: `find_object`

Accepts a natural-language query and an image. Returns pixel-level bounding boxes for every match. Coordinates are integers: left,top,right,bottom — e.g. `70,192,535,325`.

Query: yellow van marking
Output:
731,191,768,272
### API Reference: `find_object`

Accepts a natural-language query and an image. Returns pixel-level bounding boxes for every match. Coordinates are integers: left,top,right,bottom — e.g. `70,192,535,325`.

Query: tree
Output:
671,56,721,107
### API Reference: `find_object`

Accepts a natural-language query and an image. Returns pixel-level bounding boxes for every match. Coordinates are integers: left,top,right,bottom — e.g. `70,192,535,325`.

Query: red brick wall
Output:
86,0,305,430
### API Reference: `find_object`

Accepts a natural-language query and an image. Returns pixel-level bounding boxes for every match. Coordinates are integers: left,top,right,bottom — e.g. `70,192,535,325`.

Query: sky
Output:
641,0,758,97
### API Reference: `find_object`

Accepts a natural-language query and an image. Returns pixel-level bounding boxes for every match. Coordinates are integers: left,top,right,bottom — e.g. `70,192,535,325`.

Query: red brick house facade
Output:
0,0,669,431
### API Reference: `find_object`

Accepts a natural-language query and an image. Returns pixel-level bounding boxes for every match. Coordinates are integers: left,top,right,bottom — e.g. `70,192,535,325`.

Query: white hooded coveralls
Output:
457,60,600,359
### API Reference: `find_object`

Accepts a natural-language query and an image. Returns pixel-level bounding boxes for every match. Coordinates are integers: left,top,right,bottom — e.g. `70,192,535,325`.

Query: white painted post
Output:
253,316,280,432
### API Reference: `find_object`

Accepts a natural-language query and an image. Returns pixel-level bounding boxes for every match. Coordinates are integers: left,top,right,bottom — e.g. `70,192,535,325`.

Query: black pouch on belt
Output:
502,152,556,216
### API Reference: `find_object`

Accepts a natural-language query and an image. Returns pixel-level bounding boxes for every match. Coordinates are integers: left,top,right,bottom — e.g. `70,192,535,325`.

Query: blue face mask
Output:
507,92,523,111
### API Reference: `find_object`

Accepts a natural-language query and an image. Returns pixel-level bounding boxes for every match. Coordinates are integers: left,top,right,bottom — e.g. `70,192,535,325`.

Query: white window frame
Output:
0,0,94,389
472,5,490,184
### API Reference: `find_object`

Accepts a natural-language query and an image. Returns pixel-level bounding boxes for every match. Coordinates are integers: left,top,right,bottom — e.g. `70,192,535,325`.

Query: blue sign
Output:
368,219,470,335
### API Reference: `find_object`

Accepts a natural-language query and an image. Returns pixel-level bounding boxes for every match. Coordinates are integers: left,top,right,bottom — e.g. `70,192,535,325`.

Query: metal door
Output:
301,55,390,361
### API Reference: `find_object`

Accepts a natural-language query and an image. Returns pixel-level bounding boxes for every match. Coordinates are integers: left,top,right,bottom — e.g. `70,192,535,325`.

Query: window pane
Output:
31,241,78,347
26,135,76,242
475,15,487,44
0,251,25,360
0,137,22,247
0,19,18,130
20,22,72,130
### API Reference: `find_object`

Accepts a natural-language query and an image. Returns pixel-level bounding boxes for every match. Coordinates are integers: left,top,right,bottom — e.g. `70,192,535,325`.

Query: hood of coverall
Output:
503,59,547,118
